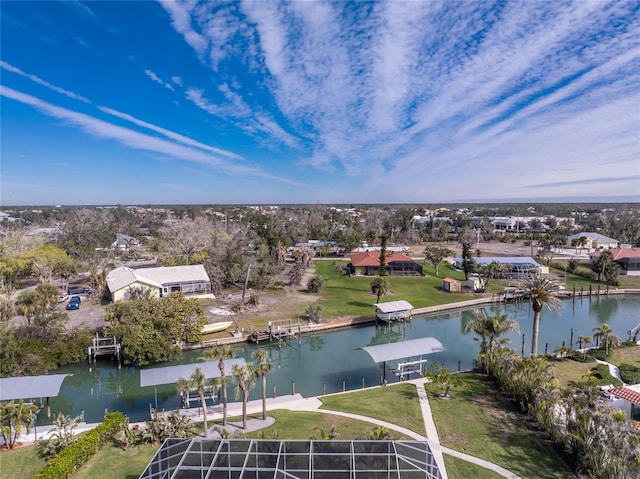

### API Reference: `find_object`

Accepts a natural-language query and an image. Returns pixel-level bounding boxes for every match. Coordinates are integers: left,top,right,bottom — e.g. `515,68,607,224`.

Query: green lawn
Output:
240,409,413,440
74,444,158,479
314,260,481,319
551,358,596,388
608,345,640,366
426,372,578,479
318,383,425,435
444,454,505,479
0,443,48,479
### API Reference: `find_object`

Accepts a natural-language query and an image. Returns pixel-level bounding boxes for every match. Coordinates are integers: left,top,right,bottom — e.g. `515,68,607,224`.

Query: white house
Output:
107,265,213,302
608,384,640,421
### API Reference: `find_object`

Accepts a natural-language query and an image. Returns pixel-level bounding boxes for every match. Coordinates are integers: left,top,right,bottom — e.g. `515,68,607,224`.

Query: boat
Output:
201,321,234,334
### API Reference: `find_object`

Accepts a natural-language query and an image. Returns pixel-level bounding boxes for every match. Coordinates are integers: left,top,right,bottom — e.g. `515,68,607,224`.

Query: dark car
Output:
68,286,90,295
66,295,81,310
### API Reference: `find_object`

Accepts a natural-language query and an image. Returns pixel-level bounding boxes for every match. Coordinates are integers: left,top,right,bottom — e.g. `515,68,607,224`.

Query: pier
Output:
88,334,121,368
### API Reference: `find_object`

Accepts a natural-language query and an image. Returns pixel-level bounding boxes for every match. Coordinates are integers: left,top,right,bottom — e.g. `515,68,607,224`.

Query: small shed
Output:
468,276,482,291
443,278,460,293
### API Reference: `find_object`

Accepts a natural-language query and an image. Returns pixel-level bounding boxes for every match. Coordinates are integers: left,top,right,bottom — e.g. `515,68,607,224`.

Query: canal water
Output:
40,295,639,425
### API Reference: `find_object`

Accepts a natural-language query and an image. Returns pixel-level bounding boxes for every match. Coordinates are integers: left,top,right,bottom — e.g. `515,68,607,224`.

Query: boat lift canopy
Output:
140,359,246,387
357,337,446,363
0,374,71,401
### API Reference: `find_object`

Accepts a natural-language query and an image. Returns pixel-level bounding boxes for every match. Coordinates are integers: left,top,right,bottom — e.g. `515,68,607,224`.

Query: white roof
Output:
375,300,414,313
0,374,70,401
358,337,446,363
567,232,619,243
140,359,246,387
107,265,210,292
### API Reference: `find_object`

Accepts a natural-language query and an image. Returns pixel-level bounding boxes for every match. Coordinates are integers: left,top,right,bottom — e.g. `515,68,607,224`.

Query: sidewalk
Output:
12,381,522,479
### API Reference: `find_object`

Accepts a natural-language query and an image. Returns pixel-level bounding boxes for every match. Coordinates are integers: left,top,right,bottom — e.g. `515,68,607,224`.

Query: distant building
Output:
453,257,542,279
567,232,619,250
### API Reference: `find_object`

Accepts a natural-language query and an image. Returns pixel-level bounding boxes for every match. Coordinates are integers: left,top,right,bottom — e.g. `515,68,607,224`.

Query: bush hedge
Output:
33,412,125,479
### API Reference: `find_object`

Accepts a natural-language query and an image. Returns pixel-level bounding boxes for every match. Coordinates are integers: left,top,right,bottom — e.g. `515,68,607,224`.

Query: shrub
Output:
306,275,324,293
33,412,125,479
619,363,640,385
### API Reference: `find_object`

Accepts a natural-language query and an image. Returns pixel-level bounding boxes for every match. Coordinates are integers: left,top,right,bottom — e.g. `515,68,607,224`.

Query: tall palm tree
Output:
252,349,274,420
577,335,593,358
463,310,520,356
205,345,235,426
176,377,191,409
231,363,255,430
521,274,561,357
592,323,621,355
177,367,209,437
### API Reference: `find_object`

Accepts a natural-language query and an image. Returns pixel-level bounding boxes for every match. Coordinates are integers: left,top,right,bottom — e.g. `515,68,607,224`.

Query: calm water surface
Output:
42,295,639,424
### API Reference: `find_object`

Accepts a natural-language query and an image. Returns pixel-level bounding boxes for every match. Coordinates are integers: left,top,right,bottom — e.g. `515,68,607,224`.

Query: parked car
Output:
68,286,90,295
58,293,69,303
66,295,81,310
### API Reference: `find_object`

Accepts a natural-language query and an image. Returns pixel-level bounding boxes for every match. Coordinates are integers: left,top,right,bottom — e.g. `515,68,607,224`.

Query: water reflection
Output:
42,295,639,424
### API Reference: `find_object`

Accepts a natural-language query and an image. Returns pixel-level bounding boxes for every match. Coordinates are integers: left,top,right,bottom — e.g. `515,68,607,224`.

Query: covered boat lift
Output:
374,300,414,322
140,359,246,413
358,337,446,381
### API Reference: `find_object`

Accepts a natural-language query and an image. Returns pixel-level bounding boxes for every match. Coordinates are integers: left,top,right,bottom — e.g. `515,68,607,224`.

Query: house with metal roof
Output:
107,265,213,302
567,232,619,250
453,256,541,279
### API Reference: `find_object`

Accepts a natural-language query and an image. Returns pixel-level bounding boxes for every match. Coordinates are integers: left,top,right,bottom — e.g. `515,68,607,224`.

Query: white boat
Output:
201,321,234,334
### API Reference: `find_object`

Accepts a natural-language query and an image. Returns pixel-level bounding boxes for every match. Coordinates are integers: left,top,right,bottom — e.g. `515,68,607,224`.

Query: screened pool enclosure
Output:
140,438,443,478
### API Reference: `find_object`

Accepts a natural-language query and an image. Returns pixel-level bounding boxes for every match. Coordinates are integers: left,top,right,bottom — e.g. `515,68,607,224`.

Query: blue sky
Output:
1,0,639,206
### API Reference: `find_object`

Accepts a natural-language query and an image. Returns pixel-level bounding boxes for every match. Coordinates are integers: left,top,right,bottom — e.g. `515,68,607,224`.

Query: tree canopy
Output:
104,294,206,366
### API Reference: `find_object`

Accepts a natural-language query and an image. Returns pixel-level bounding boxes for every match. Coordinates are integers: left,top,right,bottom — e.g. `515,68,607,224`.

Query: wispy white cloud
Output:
159,0,638,201
0,85,264,177
157,0,208,55
144,69,175,91
171,75,183,86
97,106,243,160
0,61,90,103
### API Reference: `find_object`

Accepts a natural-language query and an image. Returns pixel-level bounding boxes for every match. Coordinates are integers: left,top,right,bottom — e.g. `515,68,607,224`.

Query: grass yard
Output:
318,383,425,435
239,409,414,440
551,358,597,389
426,372,578,479
444,454,506,479
0,443,48,479
74,443,158,479
314,260,480,319
609,344,640,366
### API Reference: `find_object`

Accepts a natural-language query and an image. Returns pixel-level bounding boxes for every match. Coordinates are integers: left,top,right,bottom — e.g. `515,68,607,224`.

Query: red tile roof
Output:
590,248,640,260
350,251,416,267
609,386,640,406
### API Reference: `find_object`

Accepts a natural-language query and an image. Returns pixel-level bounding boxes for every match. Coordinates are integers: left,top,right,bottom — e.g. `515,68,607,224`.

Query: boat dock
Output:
88,334,121,367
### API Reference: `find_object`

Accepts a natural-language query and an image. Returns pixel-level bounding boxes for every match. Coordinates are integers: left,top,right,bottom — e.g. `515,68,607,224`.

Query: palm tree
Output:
177,367,209,437
370,277,389,303
463,310,520,356
592,323,621,355
0,400,37,449
577,335,593,358
205,345,235,426
366,425,392,440
231,363,255,430
310,424,340,440
15,290,42,327
521,274,561,357
252,349,274,420
176,377,191,409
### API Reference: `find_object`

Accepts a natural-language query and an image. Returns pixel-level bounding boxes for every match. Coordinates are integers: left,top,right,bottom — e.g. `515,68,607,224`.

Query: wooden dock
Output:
88,334,121,367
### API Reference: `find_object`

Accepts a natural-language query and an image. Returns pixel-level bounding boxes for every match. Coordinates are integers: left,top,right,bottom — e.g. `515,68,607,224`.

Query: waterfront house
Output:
589,248,640,276
107,265,213,301
348,251,423,276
